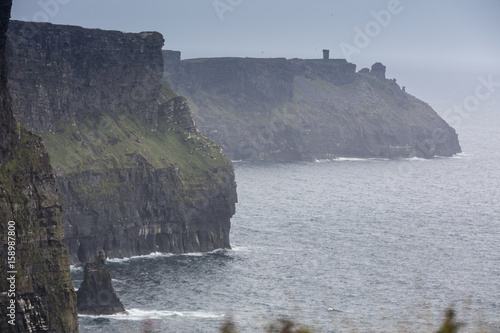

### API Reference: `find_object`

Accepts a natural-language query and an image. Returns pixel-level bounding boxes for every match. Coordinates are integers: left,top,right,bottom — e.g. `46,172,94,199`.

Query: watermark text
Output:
5,220,17,326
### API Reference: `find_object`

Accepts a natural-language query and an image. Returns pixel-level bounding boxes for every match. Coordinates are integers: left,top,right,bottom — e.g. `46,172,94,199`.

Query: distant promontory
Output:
163,51,461,161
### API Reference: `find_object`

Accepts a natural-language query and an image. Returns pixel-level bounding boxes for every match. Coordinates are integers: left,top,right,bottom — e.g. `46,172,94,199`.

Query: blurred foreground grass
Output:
217,307,489,333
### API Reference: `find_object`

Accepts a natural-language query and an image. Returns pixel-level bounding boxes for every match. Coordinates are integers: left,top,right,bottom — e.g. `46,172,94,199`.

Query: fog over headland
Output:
12,0,500,118
12,1,500,72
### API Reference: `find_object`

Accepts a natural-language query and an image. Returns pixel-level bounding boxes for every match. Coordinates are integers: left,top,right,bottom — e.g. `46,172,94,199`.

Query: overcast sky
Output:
11,0,500,75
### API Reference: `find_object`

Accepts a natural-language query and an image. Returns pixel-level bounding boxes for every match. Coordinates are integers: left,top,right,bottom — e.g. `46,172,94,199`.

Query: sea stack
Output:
77,251,125,315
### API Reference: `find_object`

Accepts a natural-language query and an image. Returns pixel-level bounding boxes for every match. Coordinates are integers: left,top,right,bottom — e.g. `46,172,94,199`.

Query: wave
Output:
314,157,389,163
70,265,83,272
450,152,473,158
106,248,231,263
106,252,173,263
337,157,377,161
402,156,429,161
228,245,249,252
79,308,225,321
315,155,472,163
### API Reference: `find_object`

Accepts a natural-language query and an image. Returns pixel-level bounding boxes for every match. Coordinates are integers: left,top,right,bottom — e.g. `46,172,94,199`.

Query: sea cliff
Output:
7,21,237,264
163,52,461,161
0,3,79,332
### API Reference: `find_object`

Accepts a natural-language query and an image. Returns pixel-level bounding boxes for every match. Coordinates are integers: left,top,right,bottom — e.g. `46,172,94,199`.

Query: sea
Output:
72,71,500,333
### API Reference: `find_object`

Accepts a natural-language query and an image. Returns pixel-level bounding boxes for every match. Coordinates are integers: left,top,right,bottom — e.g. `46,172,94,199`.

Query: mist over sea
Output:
72,74,500,333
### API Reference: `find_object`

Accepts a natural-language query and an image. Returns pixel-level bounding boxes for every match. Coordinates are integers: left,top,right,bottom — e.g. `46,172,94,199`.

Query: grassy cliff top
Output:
41,108,229,183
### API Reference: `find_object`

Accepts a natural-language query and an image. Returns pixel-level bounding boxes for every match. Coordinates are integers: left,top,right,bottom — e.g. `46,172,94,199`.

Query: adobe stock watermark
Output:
213,0,243,22
19,0,72,22
382,73,499,192
441,74,500,129
235,110,295,160
339,0,410,62
9,0,73,62
5,220,17,326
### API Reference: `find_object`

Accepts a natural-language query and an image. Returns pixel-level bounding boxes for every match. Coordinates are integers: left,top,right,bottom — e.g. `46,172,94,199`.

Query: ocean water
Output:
72,96,500,332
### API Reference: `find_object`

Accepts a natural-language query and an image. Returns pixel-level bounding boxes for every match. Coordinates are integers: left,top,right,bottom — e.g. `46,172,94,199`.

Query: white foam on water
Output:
106,252,173,263
180,252,204,257
315,157,391,163
400,156,429,161
450,152,473,158
106,248,230,263
336,157,374,161
69,265,83,272
228,245,249,252
79,308,225,321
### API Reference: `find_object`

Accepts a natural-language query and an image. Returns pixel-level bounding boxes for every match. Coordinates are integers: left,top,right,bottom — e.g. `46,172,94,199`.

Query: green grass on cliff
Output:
0,124,40,205
159,81,177,101
40,111,228,183
0,124,77,332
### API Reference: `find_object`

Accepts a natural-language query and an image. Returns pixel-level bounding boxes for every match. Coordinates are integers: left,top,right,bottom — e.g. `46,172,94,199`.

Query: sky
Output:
10,0,500,74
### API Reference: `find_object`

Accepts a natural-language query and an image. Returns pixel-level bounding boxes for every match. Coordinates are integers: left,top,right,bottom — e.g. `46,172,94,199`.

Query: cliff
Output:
0,3,78,332
0,1,15,163
7,21,237,264
163,52,461,161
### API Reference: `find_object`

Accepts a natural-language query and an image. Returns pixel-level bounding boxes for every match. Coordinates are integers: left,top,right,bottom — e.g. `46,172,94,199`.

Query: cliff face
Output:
0,4,78,332
7,21,237,264
164,52,461,161
0,1,15,164
7,21,164,132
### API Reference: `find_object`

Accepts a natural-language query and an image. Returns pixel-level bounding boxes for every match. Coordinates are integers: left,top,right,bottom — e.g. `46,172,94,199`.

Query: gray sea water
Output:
72,79,500,333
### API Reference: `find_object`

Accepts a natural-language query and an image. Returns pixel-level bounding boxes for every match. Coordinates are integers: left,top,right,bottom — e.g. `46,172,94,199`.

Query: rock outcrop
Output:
77,251,125,315
0,3,79,332
7,21,237,264
163,52,461,161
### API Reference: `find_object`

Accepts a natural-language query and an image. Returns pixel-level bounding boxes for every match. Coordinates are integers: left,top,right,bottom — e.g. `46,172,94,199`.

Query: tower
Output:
323,49,329,60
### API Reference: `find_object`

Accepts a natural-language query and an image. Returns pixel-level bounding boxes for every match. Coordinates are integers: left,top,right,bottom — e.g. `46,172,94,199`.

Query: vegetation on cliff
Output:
0,3,78,331
7,20,237,264
163,53,461,161
0,128,79,332
41,106,228,182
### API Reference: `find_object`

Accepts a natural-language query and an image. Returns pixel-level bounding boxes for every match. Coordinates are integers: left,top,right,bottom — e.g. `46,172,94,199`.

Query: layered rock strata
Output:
7,21,237,264
0,3,78,332
163,52,461,161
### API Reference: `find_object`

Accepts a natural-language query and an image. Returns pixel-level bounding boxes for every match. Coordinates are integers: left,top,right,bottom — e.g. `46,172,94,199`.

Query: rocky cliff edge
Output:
0,4,78,332
7,21,237,264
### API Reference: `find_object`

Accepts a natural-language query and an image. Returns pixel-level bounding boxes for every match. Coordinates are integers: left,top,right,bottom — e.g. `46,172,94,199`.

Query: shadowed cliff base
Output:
0,3,79,332
163,52,461,162
7,21,237,264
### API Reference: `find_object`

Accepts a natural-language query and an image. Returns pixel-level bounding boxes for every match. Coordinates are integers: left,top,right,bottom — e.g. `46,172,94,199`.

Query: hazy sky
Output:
11,0,500,74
